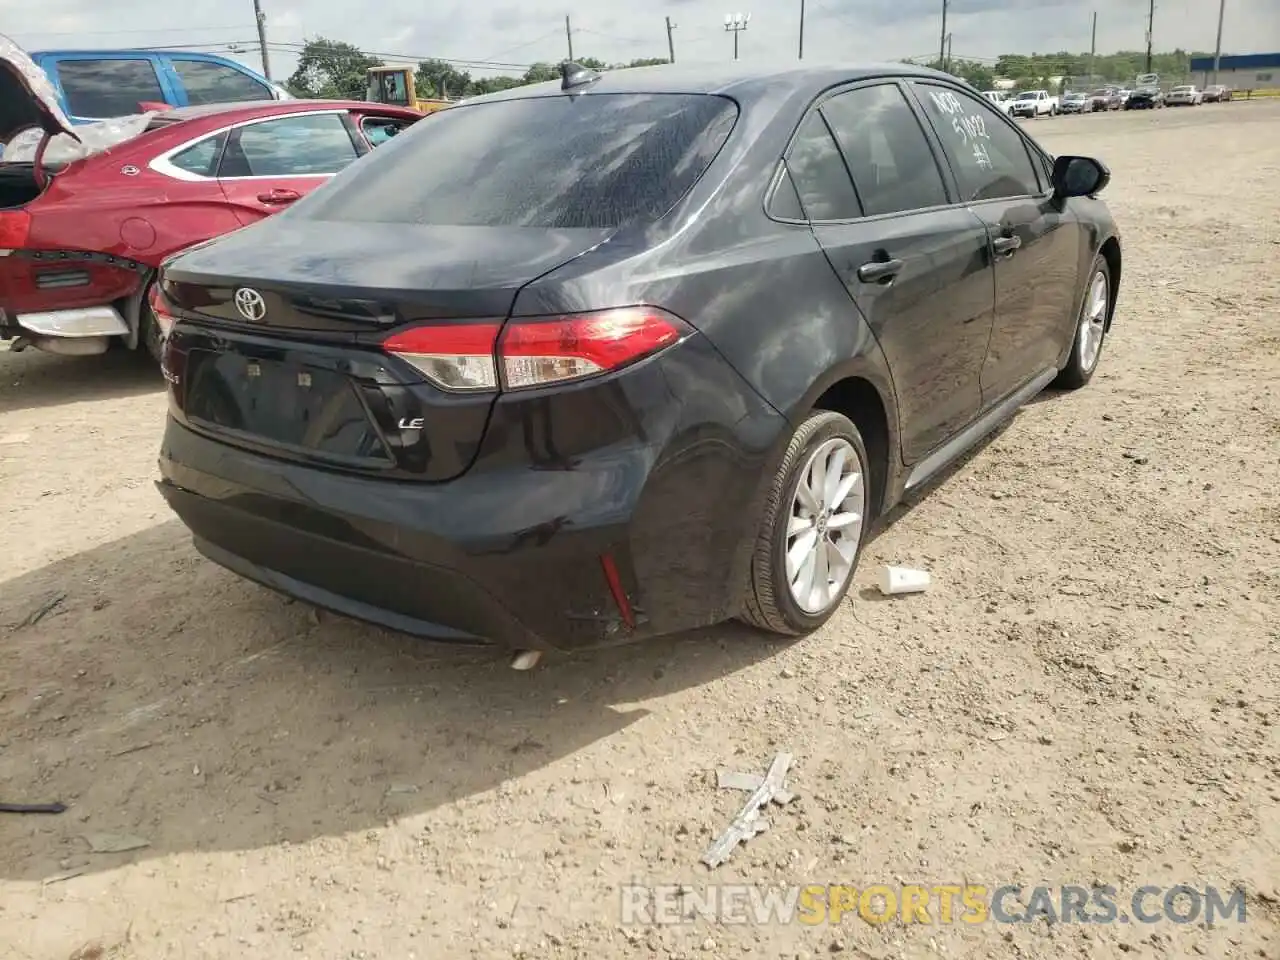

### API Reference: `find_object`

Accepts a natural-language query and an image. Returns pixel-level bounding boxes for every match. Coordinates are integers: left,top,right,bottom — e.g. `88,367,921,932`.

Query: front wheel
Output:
740,411,871,636
1054,255,1111,390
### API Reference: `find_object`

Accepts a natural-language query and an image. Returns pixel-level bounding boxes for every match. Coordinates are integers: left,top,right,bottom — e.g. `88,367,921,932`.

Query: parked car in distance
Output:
1202,84,1232,102
1166,84,1203,106
981,90,1014,115
1010,89,1058,117
1125,85,1165,109
154,60,1122,657
0,38,422,358
1117,88,1132,106
1089,87,1122,111
1061,91,1094,113
29,47,284,124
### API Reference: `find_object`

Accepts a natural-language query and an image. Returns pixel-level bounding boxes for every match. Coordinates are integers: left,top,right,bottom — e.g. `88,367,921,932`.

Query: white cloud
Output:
2,0,1276,82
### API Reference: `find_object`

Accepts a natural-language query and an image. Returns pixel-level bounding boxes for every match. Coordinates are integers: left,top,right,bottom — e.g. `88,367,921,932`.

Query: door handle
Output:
992,235,1022,256
257,188,301,205
856,258,904,284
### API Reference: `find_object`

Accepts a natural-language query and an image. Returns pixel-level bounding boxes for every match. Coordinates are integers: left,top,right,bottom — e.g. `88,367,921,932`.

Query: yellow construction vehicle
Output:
365,65,453,115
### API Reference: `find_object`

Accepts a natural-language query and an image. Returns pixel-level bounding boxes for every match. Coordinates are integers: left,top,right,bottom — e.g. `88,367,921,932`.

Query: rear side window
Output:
220,114,359,177
171,59,272,104
56,58,165,117
294,93,738,229
784,112,861,221
820,84,949,216
169,133,226,178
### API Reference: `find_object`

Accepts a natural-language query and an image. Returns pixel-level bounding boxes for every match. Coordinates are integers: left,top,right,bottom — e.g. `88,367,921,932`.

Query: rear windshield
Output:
291,93,738,230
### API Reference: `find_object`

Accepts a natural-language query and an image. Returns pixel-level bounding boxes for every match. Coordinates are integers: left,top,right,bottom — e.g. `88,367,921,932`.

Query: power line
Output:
480,28,563,63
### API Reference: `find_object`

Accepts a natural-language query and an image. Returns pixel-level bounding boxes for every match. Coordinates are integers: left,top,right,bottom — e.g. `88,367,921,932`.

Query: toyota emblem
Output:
233,287,267,322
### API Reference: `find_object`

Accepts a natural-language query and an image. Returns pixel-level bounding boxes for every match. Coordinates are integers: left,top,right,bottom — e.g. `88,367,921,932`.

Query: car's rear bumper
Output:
157,339,788,652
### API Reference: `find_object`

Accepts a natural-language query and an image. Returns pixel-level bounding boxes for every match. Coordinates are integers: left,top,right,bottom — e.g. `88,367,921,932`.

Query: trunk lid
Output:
161,217,612,333
0,33,78,144
160,218,613,482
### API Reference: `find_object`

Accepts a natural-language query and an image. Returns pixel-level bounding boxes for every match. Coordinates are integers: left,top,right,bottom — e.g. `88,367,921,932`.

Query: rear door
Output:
908,81,1085,404
794,80,995,463
44,54,174,122
215,111,366,225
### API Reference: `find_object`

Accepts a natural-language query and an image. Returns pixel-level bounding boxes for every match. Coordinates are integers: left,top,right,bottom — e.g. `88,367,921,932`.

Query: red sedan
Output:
0,80,421,360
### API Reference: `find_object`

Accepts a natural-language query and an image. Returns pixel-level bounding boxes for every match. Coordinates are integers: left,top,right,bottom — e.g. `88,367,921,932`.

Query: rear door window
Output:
170,59,272,104
819,83,950,217
219,113,360,178
55,58,166,117
294,93,738,229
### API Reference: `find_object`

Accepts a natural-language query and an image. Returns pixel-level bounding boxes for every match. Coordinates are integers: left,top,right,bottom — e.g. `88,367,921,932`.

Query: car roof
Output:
467,60,960,106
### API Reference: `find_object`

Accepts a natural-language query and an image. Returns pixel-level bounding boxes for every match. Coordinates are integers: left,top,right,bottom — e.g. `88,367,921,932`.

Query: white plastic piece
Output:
17,305,128,338
878,565,931,596
2,112,157,164
510,650,542,671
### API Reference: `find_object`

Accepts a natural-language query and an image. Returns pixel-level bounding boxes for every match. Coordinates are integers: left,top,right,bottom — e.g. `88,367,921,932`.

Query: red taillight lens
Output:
381,308,690,393
148,284,177,337
0,210,31,248
382,322,502,392
499,308,688,390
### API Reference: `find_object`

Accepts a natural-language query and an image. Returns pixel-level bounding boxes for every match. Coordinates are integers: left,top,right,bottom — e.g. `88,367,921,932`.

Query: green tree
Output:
521,62,561,85
415,58,472,99
288,37,382,100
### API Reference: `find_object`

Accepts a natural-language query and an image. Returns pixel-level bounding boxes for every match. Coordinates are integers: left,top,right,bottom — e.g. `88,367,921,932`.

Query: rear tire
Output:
1055,254,1111,390
740,411,871,636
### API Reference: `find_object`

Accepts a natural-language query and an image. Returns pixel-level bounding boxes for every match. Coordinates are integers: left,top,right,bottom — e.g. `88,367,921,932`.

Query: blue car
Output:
28,48,287,125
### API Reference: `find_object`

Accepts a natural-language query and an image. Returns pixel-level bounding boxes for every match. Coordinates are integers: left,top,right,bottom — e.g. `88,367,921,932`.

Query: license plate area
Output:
184,348,392,464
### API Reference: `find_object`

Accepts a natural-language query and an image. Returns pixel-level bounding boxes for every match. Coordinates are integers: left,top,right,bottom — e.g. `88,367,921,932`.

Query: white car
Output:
1010,89,1058,118
981,90,1014,116
1166,85,1203,106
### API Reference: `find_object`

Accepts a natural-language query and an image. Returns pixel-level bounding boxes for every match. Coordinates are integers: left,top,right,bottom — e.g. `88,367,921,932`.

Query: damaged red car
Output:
0,35,420,359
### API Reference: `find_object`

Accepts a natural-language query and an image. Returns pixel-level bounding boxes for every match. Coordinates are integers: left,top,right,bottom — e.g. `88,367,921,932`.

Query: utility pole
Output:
1145,0,1155,73
251,0,272,82
565,15,574,61
945,32,952,71
666,16,677,63
799,0,805,59
1212,0,1226,85
938,0,948,69
1089,11,1097,82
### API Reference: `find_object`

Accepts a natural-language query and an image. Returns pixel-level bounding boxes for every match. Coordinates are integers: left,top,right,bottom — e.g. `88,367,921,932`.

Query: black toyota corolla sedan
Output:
154,61,1121,655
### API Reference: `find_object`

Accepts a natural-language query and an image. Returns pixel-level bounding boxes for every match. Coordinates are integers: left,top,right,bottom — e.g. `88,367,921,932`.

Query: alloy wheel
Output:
785,437,866,614
1078,269,1109,372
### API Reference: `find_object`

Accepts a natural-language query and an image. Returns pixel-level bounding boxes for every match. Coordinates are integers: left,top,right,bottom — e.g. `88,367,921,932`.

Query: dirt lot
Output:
2,101,1279,960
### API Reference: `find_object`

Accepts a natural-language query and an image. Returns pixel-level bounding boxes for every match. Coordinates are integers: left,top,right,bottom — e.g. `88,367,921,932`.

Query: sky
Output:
2,0,1277,83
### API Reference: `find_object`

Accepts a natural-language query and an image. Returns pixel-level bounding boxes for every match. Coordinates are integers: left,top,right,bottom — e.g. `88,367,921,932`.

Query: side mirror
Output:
1052,155,1110,199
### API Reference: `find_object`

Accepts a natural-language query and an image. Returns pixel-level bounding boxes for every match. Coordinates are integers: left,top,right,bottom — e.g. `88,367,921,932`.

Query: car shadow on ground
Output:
0,346,163,415
0,520,787,883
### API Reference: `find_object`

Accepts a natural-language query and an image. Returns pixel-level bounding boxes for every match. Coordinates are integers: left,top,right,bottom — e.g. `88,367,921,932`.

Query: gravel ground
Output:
2,100,1278,960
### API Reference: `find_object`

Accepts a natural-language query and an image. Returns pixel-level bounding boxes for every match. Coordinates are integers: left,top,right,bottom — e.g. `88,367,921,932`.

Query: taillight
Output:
148,284,177,337
381,322,503,392
381,307,691,393
0,210,31,248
